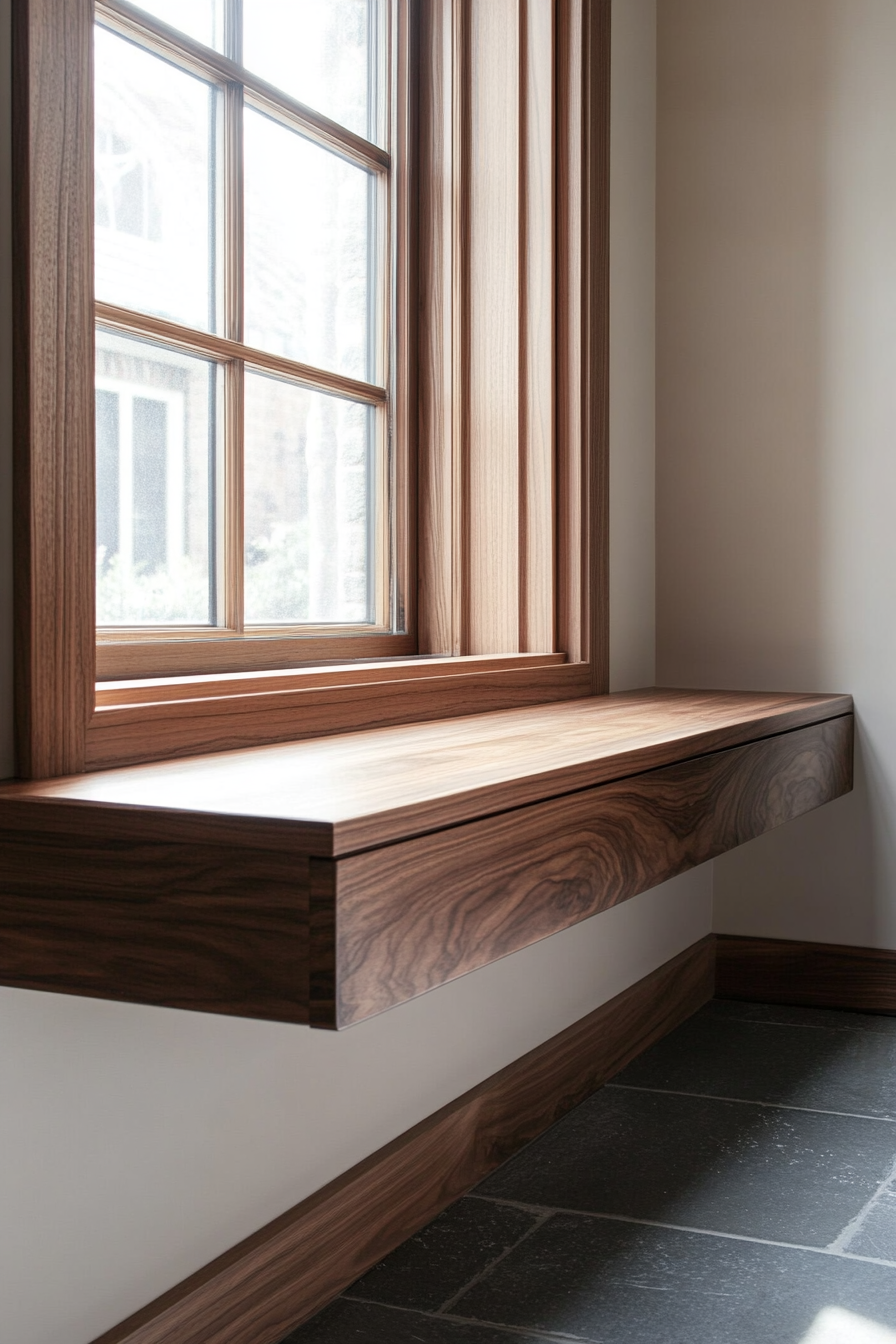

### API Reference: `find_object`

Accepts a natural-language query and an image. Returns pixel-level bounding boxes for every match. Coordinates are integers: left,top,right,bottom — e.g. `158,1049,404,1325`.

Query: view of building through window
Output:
94,1,385,633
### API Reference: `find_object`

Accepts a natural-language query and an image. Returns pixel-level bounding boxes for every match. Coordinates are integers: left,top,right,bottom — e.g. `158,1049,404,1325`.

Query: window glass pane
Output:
127,0,224,50
243,0,375,143
96,328,218,627
244,109,373,382
244,372,372,626
95,25,218,332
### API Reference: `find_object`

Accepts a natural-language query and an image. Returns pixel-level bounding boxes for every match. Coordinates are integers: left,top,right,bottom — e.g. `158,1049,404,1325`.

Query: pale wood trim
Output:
95,303,388,407
519,0,555,653
417,0,608,672
95,652,566,705
85,661,592,769
466,0,521,654
555,0,585,667
222,360,244,632
96,0,391,173
417,0,465,657
451,0,470,659
12,0,96,778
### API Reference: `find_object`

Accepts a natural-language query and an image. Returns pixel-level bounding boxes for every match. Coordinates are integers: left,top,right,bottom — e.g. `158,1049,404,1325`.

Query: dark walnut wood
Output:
5,688,853,853
716,934,896,1015
89,937,714,1344
0,832,308,1022
312,715,853,1027
0,691,853,1026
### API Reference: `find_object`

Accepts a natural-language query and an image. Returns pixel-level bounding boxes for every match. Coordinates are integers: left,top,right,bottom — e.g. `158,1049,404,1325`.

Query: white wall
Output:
0,5,713,1343
657,0,896,948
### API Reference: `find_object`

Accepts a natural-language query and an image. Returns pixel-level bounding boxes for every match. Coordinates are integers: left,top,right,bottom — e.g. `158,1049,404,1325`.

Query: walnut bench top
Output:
0,689,853,858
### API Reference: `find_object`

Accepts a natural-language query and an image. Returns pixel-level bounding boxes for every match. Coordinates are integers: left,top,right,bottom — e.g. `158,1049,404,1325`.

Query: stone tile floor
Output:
281,1000,896,1342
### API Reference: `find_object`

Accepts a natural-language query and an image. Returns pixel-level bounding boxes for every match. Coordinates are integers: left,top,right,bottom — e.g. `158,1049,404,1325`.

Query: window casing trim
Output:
12,0,610,779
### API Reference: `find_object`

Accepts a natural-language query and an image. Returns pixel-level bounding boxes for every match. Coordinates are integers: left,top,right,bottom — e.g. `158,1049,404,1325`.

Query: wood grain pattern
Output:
467,0,520,654
0,695,851,1024
416,0,607,670
314,716,853,1026
84,660,592,770
95,652,565,706
0,833,308,1021
554,0,585,667
519,0,555,654
716,935,896,1015
5,690,851,851
88,936,715,1344
96,633,418,681
12,0,96,777
416,0,464,656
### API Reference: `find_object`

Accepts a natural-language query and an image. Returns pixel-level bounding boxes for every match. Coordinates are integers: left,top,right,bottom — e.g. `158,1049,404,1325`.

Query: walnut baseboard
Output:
716,934,896,1015
90,936,715,1344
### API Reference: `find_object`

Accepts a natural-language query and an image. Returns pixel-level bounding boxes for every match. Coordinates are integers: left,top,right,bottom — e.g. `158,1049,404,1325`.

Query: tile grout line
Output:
434,1209,555,1315
604,1081,896,1124
709,1010,896,1035
338,1294,588,1342
467,1193,896,1269
827,1152,896,1254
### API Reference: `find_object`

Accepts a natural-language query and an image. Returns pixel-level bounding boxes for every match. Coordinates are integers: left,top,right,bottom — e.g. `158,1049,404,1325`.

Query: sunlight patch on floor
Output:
801,1307,896,1344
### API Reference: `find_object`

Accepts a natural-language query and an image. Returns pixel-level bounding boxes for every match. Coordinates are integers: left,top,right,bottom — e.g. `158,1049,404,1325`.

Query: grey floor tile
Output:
281,1298,545,1343
614,1010,896,1117
475,1087,896,1245
706,999,896,1035
454,1213,896,1344
344,1198,541,1312
844,1189,896,1264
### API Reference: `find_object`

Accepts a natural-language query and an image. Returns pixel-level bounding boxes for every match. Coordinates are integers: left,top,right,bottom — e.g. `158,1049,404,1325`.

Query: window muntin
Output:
93,0,392,647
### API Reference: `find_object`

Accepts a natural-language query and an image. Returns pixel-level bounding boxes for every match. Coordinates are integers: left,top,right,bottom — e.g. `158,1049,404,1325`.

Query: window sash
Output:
93,0,405,670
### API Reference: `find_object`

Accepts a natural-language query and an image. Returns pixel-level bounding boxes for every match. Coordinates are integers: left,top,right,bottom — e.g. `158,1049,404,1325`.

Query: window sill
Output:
87,652,585,770
0,688,853,1027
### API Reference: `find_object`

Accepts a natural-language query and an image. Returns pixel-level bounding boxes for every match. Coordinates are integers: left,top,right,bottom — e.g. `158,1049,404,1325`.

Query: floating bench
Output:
0,688,853,1028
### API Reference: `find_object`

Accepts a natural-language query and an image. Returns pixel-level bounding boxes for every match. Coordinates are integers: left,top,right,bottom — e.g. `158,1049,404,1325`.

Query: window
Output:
92,0,407,677
13,0,609,778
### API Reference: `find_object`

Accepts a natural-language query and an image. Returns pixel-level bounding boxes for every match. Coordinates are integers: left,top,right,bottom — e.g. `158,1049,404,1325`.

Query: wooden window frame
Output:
12,0,610,779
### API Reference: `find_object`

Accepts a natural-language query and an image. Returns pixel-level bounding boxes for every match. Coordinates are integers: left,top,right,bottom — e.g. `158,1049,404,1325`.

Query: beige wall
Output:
609,0,656,691
0,6,716,1343
657,0,896,948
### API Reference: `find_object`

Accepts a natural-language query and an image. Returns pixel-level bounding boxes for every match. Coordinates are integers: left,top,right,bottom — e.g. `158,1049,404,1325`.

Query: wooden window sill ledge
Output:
0,689,853,1028
86,653,587,770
